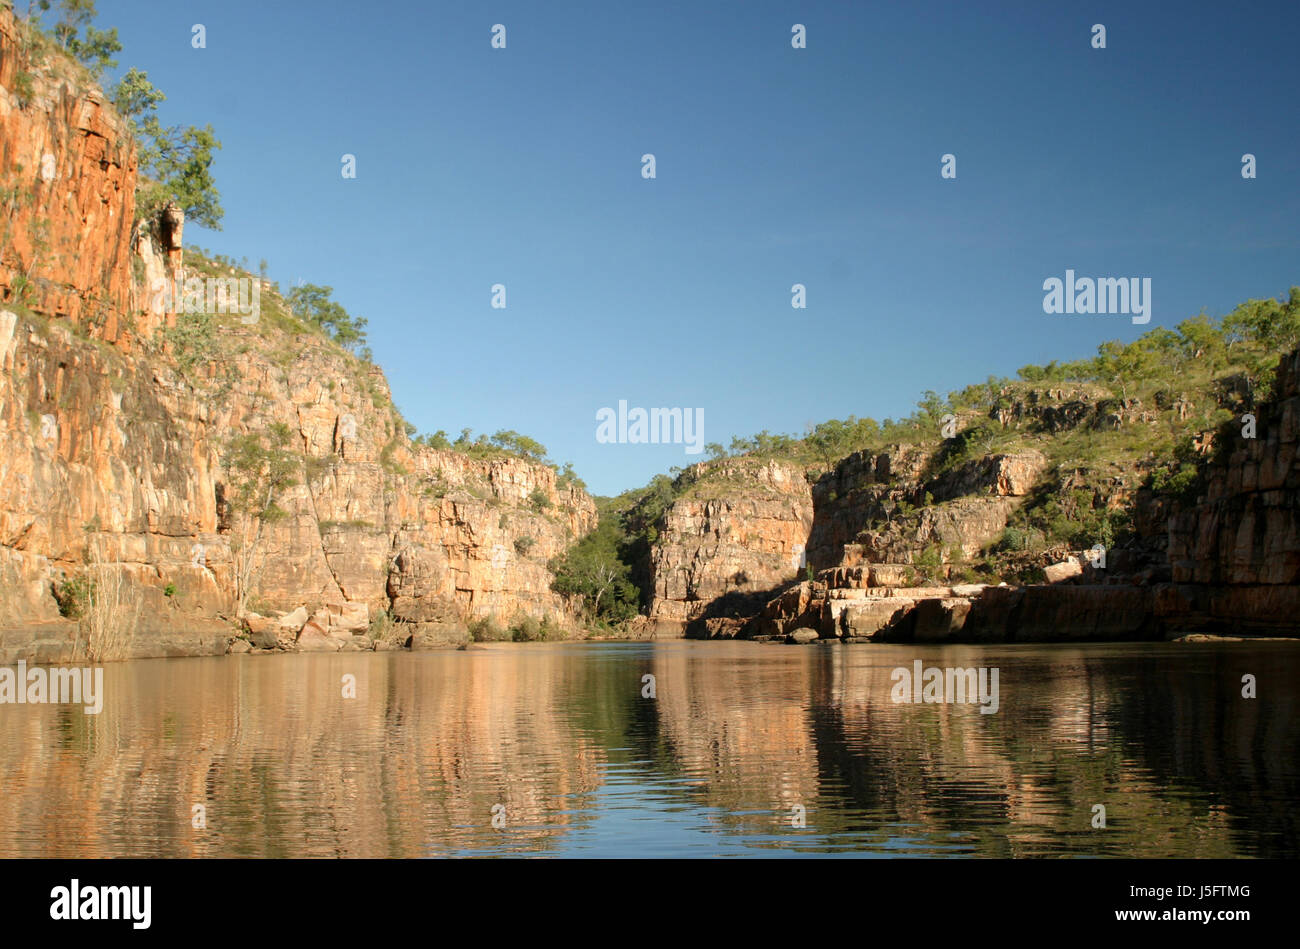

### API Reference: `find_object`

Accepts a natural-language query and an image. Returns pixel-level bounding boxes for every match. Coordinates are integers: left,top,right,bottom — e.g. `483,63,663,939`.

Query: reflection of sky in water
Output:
0,641,1295,858
447,759,972,858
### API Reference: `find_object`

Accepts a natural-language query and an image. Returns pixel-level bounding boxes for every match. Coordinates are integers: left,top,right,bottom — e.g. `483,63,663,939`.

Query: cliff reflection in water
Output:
0,641,1294,857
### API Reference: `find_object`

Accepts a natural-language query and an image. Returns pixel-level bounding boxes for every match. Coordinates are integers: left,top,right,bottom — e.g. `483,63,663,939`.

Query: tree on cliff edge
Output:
286,284,370,355
21,1,122,77
112,67,224,231
17,2,225,229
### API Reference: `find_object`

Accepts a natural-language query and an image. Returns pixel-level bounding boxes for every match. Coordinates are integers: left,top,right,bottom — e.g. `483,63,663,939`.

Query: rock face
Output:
0,15,598,662
0,12,137,338
645,458,813,636
0,305,598,660
1166,345,1300,632
644,345,1300,642
757,575,1158,645
644,440,1053,637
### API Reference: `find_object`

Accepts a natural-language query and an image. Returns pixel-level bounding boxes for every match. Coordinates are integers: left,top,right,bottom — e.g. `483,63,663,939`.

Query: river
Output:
0,640,1294,857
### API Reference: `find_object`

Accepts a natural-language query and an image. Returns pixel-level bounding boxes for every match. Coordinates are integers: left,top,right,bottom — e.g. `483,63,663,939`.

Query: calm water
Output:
0,640,1296,858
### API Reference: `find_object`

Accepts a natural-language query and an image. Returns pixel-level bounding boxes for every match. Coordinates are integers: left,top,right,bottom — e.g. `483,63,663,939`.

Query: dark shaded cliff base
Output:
752,581,1300,646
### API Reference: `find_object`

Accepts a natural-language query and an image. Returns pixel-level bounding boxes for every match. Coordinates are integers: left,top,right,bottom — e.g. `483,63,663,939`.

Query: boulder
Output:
327,601,370,635
249,627,278,650
277,606,309,629
786,627,820,644
243,613,279,649
227,638,252,654
913,597,973,642
1043,557,1083,583
841,598,915,640
296,622,342,652
869,564,912,586
407,622,469,649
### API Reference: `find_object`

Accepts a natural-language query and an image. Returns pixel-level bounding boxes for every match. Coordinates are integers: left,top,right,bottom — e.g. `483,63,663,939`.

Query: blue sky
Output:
96,0,1300,496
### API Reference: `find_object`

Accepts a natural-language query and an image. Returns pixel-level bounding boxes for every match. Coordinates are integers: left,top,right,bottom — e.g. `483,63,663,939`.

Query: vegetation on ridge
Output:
5,1,226,231
548,287,1300,625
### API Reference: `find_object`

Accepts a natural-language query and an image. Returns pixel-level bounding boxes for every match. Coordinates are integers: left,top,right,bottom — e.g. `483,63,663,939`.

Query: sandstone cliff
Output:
0,11,137,337
1166,346,1300,632
0,284,598,662
638,346,1300,642
644,457,812,637
0,12,597,660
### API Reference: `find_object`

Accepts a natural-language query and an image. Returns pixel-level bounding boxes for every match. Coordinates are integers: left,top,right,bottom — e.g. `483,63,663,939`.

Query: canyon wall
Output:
0,11,137,337
1166,345,1300,632
644,458,812,637
643,352,1300,643
0,12,597,661
0,291,598,662
645,438,1061,637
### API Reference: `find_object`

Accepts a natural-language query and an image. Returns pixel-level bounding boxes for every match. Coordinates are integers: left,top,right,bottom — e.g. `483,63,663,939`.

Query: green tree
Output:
556,461,586,490
51,0,93,49
286,283,369,354
548,516,639,623
413,429,452,450
111,68,224,230
1176,313,1225,372
488,430,549,462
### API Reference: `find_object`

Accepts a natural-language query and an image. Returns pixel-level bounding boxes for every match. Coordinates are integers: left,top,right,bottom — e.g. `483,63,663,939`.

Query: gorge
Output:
1,3,1298,665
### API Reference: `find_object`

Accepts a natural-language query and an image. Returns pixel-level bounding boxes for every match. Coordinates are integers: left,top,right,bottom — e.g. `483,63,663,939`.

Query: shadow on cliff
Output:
682,578,805,640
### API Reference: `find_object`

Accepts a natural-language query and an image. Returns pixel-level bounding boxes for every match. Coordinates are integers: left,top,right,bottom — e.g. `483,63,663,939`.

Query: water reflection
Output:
0,641,1294,857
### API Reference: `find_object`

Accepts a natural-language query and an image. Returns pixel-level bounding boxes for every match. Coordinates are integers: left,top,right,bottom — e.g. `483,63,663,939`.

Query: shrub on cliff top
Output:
556,461,586,491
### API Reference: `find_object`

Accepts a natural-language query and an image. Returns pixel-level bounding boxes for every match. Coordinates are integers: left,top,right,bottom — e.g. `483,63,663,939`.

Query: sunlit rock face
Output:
0,11,137,340
0,304,598,659
0,8,597,658
645,458,814,637
644,348,1300,642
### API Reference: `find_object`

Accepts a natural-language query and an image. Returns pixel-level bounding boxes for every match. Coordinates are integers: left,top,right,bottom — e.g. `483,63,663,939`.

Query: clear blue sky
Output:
96,0,1300,496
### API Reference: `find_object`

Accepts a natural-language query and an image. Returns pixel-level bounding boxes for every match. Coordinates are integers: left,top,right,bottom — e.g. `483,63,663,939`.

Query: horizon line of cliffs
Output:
221,337,1300,655
2,9,1297,662
642,346,1300,646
